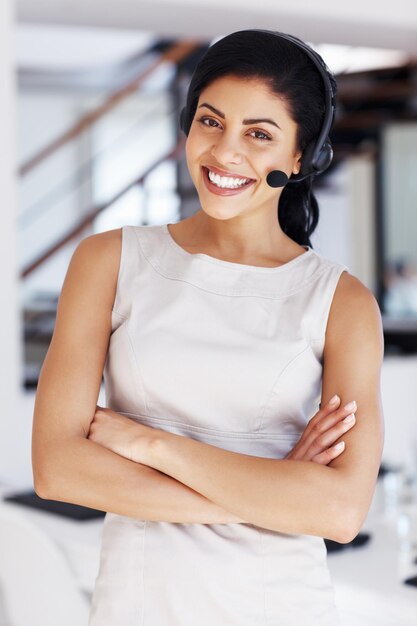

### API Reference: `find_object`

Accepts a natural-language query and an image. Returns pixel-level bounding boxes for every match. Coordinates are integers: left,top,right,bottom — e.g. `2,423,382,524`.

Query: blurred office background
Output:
1,0,417,624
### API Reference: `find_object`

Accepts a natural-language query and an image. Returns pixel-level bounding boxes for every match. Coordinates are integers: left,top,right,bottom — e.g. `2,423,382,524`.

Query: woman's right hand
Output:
285,395,357,465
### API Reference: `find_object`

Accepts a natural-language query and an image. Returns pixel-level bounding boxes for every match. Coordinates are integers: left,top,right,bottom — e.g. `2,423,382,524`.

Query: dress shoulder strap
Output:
111,225,141,327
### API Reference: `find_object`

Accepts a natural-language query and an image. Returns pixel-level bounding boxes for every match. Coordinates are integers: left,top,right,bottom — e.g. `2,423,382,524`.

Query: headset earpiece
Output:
288,137,333,184
312,140,333,173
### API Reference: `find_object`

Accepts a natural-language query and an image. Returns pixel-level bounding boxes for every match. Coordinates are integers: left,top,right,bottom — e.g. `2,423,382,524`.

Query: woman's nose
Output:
210,131,244,165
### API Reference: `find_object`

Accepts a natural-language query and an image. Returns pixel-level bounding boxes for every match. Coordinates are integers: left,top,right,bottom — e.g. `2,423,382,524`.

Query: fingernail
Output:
334,441,345,451
343,400,357,411
343,413,355,423
329,394,339,405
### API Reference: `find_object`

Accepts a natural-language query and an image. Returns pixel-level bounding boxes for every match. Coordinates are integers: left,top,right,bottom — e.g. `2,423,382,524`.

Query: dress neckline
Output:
162,223,313,273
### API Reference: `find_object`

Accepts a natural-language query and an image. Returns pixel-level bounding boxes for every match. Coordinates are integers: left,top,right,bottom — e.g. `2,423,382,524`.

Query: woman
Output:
32,29,384,625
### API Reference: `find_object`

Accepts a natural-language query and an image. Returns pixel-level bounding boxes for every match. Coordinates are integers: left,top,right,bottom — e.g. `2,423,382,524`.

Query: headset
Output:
179,30,337,188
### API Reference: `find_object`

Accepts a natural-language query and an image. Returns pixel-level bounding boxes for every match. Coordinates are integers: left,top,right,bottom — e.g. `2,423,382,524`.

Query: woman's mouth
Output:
201,166,256,196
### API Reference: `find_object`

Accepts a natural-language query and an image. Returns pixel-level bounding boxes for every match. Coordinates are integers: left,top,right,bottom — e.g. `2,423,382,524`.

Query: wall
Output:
381,355,417,472
18,93,84,268
0,0,26,486
313,154,376,291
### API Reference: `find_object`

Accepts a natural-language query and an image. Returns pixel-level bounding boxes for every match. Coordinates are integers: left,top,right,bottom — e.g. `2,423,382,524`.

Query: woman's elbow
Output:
33,478,50,500
332,506,363,544
32,457,56,499
32,437,67,499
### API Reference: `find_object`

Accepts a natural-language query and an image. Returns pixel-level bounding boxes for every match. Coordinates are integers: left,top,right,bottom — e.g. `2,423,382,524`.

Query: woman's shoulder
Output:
66,228,123,308
73,228,123,276
333,270,377,309
326,269,384,349
76,227,122,259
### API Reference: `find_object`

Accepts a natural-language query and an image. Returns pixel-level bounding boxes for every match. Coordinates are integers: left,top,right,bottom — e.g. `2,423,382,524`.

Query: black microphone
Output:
266,170,289,188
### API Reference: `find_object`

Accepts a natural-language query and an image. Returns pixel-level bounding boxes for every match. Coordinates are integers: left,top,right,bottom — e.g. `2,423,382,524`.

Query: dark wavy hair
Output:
181,29,338,248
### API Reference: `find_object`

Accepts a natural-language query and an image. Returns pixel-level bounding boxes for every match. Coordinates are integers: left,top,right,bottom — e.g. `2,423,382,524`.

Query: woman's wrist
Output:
142,430,247,524
143,427,177,471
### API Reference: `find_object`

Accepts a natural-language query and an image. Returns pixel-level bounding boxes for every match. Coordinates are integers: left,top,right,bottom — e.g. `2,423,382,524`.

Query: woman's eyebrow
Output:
198,102,282,130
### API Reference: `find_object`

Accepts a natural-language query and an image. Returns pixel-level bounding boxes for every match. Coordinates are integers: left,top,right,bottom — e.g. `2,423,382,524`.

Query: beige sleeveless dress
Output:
88,223,349,626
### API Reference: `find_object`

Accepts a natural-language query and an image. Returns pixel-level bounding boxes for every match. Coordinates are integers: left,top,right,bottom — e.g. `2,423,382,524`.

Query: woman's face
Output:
185,74,302,221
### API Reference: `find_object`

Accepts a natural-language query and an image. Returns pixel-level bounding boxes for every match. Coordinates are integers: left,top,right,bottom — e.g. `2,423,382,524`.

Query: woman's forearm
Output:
36,435,246,524
146,431,358,542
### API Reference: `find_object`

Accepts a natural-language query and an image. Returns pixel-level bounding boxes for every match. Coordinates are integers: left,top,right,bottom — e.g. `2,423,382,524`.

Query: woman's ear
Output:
293,151,303,175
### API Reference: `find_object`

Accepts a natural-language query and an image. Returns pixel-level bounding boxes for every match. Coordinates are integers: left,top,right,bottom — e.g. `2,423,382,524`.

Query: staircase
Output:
20,36,207,388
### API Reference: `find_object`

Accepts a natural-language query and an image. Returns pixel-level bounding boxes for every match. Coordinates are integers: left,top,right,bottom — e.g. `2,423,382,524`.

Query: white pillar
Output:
0,0,27,486
348,154,377,292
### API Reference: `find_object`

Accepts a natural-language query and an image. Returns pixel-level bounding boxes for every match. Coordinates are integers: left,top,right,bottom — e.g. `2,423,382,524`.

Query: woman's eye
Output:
197,116,219,128
250,129,271,141
196,117,271,141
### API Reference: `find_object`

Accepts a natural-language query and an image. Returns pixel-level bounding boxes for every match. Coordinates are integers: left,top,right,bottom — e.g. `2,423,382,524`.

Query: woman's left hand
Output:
87,405,161,465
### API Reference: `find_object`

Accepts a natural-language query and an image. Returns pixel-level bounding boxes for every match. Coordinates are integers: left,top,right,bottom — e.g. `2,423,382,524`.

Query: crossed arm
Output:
32,234,384,542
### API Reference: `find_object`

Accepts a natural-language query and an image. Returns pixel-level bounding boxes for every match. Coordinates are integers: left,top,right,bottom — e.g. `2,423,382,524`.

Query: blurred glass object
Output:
382,123,417,320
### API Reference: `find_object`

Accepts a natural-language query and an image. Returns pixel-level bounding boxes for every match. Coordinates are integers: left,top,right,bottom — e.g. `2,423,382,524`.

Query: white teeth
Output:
207,168,250,189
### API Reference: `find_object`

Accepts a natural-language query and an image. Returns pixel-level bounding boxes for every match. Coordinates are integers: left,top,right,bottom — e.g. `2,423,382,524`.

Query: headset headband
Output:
266,31,336,180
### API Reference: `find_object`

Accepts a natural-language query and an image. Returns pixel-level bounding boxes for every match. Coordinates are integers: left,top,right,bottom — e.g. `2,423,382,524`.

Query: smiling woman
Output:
31,29,384,626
